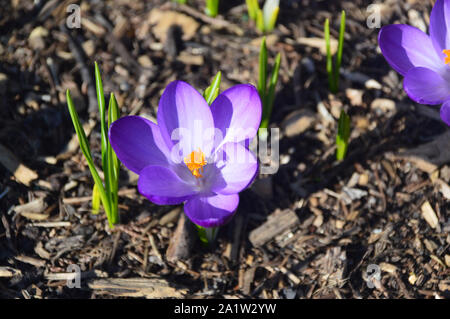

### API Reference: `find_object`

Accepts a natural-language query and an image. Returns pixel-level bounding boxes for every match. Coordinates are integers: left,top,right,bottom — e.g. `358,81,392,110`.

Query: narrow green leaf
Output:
91,183,101,215
107,93,120,225
336,110,351,161
195,224,218,246
263,0,280,32
256,8,265,33
258,37,268,104
203,71,222,105
334,10,346,92
66,90,112,225
108,93,120,182
94,62,117,228
66,91,93,161
205,0,219,17
246,0,258,21
266,6,279,32
324,18,335,93
261,52,281,129
94,62,109,190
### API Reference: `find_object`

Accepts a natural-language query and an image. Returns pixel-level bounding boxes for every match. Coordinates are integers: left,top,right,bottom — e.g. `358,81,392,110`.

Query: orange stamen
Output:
443,49,450,64
184,149,207,178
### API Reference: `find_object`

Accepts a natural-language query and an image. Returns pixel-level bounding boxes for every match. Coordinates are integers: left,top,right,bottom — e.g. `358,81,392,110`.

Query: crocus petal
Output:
211,142,258,195
147,195,191,205
210,84,262,147
403,67,450,104
378,24,443,76
157,81,215,160
430,0,450,58
440,100,450,126
138,165,197,203
184,193,239,228
109,116,170,174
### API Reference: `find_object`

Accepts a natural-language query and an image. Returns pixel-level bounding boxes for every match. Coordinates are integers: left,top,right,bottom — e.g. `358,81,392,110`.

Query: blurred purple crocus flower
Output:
378,0,450,125
109,81,261,228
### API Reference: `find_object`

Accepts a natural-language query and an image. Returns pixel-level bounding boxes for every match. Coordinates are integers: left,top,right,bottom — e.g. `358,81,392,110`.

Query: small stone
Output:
29,26,48,50
138,55,153,68
355,116,369,130
346,88,363,106
335,219,345,229
329,96,343,119
313,214,323,228
29,26,49,39
371,98,396,113
317,101,334,123
177,52,204,65
82,40,95,57
365,79,382,90
281,109,316,137
358,173,369,186
440,166,450,182
408,272,418,285
445,255,450,267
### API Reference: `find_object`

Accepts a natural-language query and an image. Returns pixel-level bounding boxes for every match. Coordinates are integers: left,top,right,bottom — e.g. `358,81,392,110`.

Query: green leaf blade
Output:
334,10,346,92
324,18,335,93
66,90,112,223
261,52,281,129
205,0,219,17
91,183,101,215
258,37,268,102
336,110,351,161
203,71,222,105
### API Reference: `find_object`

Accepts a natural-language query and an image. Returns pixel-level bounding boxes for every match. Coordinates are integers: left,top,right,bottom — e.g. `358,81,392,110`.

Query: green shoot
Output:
336,110,351,161
324,10,346,93
195,224,218,246
258,37,268,103
246,0,259,20
258,37,281,133
246,0,279,33
92,183,101,215
66,63,121,228
173,0,187,4
262,0,280,32
107,93,120,225
205,0,219,17
203,71,222,105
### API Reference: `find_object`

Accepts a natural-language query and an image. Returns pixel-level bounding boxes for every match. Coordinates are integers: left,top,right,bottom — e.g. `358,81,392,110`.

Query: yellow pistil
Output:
443,49,450,64
184,149,207,178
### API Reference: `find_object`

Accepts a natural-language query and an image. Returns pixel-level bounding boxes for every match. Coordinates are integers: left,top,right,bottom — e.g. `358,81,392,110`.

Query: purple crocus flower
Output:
109,80,261,228
378,0,450,125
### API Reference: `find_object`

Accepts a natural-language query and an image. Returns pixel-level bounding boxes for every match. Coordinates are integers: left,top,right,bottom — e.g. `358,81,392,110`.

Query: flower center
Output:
443,49,450,64
184,149,207,178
